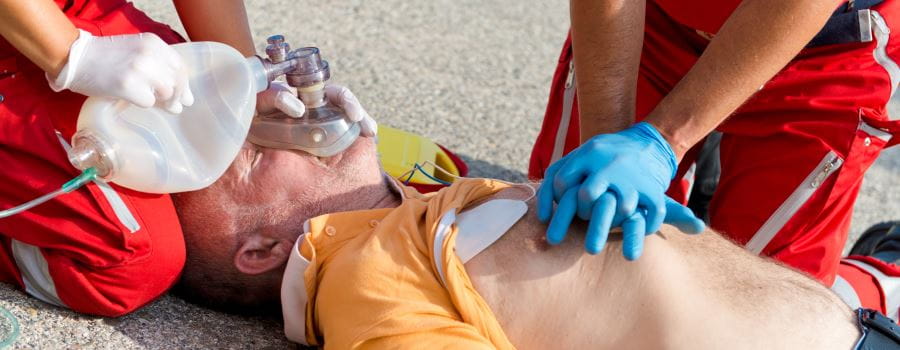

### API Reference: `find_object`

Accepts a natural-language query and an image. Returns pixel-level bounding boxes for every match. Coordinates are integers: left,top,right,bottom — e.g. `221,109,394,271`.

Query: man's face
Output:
175,136,384,263
171,135,386,309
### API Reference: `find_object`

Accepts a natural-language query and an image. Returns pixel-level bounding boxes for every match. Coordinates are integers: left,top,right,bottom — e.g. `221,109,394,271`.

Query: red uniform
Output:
832,256,900,321
531,0,900,287
0,0,185,316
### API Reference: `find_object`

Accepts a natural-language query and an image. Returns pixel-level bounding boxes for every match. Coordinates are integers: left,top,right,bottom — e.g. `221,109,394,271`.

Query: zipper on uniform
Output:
811,155,842,188
552,60,578,163
744,151,844,254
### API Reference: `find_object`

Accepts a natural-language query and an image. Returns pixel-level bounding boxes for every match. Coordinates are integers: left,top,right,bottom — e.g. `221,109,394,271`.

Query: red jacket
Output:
0,0,186,316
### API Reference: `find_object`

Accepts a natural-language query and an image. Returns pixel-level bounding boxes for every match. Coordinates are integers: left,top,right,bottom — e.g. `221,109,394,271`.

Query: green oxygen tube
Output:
0,167,98,219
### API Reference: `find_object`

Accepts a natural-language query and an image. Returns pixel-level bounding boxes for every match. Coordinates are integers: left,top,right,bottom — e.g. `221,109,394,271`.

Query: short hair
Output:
171,193,283,316
172,241,283,315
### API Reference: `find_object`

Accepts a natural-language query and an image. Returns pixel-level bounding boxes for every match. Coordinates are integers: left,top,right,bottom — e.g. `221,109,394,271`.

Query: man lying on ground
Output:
171,136,898,349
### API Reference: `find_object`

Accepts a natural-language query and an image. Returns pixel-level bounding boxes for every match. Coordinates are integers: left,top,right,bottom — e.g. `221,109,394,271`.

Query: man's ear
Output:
234,235,293,275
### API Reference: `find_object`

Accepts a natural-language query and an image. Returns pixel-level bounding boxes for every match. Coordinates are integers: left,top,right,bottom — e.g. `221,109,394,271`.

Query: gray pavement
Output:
1,0,898,348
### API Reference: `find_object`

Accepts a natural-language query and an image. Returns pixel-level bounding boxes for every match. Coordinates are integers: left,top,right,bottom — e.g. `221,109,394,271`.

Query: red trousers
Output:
836,256,900,322
0,0,185,316
530,1,900,287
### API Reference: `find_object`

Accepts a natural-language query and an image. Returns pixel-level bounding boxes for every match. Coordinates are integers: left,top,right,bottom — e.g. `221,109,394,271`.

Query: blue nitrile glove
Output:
536,122,703,260
537,187,704,259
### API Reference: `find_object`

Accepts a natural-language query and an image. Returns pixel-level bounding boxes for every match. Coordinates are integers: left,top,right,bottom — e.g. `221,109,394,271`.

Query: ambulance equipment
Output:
376,125,471,193
247,36,361,157
378,126,461,186
67,35,357,193
67,41,270,193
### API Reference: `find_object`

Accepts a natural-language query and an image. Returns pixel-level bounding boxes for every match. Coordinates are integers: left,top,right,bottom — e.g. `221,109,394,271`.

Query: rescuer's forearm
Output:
570,0,646,142
0,0,79,77
644,0,839,159
174,0,256,56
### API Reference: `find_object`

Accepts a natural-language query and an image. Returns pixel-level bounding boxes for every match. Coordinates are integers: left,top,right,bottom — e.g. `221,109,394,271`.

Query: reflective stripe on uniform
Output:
89,180,140,233
870,10,900,120
681,162,698,200
55,132,140,233
832,274,863,310
860,119,894,142
10,240,65,308
745,151,844,254
860,9,875,43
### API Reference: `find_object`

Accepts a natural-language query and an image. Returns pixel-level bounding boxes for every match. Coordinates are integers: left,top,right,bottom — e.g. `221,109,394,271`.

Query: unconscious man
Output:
172,135,900,349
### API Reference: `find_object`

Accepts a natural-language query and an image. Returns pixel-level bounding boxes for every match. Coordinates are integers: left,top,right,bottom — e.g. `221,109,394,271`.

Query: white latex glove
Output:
325,84,377,137
47,29,194,114
255,81,306,118
256,82,377,137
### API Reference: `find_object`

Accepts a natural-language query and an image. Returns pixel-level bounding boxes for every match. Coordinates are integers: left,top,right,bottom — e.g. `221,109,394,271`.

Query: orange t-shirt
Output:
284,178,519,349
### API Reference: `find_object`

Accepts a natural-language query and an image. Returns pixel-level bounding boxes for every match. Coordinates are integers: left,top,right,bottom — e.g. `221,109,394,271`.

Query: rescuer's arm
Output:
173,0,256,56
540,0,836,258
542,1,697,260
643,0,839,158
0,0,193,112
0,0,79,77
570,0,646,141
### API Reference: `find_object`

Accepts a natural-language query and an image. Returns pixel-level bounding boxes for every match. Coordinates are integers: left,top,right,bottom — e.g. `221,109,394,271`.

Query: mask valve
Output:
248,35,361,157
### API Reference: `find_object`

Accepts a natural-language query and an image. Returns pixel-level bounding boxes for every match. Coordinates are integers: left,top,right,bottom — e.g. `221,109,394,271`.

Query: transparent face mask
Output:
247,42,360,157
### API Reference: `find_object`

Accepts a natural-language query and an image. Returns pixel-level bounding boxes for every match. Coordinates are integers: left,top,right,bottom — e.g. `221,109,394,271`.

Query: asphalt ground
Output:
0,0,898,348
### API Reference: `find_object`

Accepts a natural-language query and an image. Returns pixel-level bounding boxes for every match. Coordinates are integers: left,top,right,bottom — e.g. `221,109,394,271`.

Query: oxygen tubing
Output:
0,167,98,219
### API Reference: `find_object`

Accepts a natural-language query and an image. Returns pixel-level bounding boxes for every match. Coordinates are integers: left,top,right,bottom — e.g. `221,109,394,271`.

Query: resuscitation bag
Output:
68,41,269,193
69,40,467,194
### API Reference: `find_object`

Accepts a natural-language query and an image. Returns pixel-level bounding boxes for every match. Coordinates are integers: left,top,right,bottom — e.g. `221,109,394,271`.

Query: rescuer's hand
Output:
325,84,377,137
46,29,194,114
537,122,703,260
256,81,306,118
256,83,376,137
